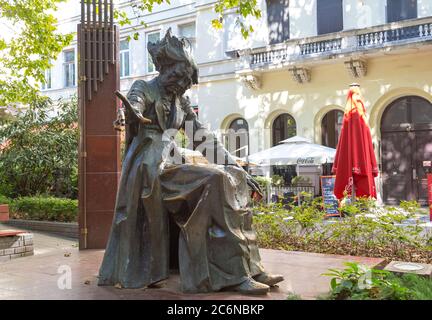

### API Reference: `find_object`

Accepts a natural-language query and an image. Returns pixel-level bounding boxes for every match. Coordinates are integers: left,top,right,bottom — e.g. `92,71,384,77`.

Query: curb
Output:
2,219,78,239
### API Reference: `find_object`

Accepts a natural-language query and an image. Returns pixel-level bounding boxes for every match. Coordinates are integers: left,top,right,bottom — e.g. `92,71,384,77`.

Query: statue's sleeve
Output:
181,97,237,166
126,80,148,119
123,80,149,153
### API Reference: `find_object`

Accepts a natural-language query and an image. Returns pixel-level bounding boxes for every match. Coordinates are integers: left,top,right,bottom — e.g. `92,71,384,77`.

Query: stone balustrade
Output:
238,16,432,70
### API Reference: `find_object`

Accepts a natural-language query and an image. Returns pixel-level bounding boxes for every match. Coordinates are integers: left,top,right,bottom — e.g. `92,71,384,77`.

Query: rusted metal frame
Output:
104,0,109,74
81,0,85,24
114,25,118,65
91,0,97,93
86,29,92,101
109,0,114,64
92,32,98,92
86,0,90,28
98,0,103,82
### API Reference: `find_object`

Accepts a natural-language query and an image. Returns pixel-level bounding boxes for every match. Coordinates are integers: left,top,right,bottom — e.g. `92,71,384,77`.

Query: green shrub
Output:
400,200,423,215
396,273,432,300
322,262,432,300
0,194,11,204
291,176,311,186
10,196,78,222
271,174,284,187
253,176,271,192
0,97,78,198
252,198,431,264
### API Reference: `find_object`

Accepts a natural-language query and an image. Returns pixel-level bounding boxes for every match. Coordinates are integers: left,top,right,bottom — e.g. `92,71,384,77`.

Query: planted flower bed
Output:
252,197,432,264
320,262,432,300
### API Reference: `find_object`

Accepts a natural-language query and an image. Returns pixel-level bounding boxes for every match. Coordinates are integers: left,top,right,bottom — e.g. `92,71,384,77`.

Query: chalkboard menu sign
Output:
320,176,340,217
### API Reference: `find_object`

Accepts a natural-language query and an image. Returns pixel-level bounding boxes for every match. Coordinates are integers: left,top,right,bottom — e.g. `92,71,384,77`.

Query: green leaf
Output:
330,278,337,290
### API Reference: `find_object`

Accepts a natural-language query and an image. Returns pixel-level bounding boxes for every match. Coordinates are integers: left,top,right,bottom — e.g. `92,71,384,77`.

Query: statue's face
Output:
159,62,194,96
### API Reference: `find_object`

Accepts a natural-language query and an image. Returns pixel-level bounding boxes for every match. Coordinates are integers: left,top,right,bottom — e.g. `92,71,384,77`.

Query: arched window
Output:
381,96,432,131
380,96,432,205
227,118,249,158
321,109,343,148
272,113,296,146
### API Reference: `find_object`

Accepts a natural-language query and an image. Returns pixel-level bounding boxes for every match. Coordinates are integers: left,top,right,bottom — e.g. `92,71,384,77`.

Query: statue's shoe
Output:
253,272,284,287
148,279,168,288
230,278,270,295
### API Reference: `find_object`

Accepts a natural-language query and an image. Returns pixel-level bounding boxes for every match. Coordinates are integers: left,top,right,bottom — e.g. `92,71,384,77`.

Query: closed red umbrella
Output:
332,84,378,200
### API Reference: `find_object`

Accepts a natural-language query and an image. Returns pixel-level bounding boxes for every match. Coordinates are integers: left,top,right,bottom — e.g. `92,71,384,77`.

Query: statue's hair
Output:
148,28,199,84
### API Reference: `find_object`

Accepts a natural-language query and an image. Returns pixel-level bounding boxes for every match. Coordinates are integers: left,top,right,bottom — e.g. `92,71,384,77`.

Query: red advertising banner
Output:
428,173,432,221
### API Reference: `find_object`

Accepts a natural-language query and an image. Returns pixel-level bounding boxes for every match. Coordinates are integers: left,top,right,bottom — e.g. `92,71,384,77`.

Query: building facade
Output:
44,0,432,205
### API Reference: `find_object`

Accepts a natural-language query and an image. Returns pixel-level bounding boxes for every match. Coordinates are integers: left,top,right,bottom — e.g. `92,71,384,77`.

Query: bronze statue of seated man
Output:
98,29,283,295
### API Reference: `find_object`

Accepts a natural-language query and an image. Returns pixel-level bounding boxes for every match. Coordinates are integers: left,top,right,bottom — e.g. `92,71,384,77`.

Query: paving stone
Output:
0,223,385,300
0,255,10,262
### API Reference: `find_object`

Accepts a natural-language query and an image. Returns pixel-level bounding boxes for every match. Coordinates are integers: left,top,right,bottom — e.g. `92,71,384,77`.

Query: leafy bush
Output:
271,174,284,187
253,196,326,249
0,97,78,199
253,198,431,264
0,194,11,204
399,200,422,214
397,273,432,300
291,176,311,186
10,196,78,222
322,262,432,300
253,176,271,190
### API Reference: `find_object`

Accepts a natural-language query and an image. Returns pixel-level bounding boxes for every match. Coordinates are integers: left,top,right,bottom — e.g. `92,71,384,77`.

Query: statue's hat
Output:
148,28,198,84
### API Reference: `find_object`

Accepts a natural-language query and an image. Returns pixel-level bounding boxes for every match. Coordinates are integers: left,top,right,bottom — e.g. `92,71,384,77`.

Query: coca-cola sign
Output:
297,157,315,165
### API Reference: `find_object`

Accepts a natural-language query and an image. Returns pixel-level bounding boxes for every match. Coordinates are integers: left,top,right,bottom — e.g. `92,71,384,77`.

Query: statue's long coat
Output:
98,79,264,292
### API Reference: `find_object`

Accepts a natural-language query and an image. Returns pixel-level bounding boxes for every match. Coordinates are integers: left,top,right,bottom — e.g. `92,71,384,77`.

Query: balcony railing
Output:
239,16,432,69
300,38,342,55
357,20,432,47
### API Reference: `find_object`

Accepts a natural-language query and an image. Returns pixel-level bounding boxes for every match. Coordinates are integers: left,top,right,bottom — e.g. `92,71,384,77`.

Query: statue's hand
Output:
113,108,126,131
245,173,263,198
115,90,152,125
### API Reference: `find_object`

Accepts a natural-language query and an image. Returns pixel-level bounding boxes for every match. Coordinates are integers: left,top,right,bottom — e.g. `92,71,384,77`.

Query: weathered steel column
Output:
78,0,120,249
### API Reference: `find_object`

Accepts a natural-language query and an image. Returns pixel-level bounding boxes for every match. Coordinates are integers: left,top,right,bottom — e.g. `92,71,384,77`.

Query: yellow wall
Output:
200,50,432,157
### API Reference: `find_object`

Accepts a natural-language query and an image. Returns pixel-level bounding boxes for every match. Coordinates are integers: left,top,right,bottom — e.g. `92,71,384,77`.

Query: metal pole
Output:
98,0,103,82
78,24,88,249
